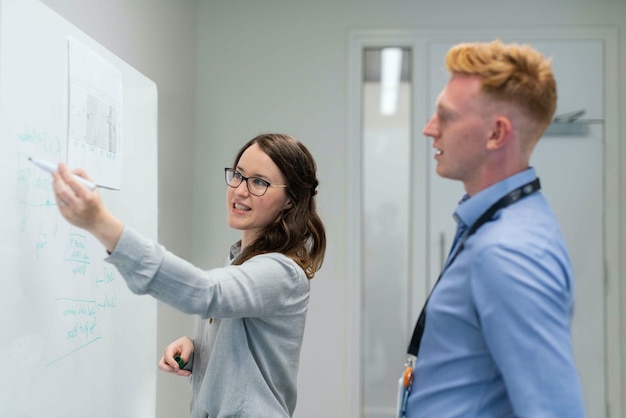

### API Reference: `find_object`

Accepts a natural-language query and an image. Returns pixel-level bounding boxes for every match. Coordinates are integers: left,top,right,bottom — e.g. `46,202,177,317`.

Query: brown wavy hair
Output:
230,133,326,279
446,40,557,136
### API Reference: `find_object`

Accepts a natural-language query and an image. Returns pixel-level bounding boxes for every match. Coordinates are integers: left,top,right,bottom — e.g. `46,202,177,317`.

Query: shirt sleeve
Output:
105,226,308,319
470,242,585,417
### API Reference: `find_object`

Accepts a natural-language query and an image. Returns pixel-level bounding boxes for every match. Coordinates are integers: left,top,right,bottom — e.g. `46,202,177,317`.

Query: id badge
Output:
396,358,414,418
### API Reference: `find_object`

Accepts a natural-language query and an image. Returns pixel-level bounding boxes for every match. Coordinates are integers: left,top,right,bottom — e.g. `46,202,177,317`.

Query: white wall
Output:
38,1,197,417
193,1,626,417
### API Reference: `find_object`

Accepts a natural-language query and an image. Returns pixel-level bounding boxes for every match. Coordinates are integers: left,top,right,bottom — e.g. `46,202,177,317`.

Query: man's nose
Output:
423,115,438,138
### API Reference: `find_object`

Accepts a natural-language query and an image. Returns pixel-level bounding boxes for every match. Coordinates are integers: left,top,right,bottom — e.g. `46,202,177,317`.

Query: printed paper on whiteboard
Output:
67,37,123,190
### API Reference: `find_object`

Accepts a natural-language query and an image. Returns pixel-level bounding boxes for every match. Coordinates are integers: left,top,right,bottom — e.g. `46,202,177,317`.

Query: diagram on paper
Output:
67,37,123,189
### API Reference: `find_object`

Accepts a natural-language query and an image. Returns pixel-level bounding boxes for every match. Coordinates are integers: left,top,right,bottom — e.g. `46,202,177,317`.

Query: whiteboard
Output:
0,0,158,417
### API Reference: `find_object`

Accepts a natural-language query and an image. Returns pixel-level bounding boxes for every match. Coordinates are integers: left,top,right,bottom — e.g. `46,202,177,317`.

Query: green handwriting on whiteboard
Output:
17,129,61,157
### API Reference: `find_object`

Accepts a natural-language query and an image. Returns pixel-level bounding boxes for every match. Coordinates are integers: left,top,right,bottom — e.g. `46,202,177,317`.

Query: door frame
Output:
347,26,622,418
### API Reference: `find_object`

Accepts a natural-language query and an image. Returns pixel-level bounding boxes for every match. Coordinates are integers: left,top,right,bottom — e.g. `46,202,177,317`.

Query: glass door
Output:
361,46,413,418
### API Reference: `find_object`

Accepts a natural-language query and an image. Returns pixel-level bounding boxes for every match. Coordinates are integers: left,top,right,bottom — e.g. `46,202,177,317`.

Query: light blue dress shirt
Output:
407,168,586,417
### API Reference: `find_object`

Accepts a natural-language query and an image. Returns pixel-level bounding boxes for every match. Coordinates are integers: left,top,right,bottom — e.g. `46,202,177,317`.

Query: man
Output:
405,40,586,417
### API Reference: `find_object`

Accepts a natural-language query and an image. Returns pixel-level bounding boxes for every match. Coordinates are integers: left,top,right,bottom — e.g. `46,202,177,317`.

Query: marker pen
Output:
174,355,186,369
28,157,97,191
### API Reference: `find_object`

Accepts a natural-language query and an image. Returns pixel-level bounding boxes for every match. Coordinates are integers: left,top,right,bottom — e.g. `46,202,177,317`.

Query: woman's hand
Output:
158,336,194,377
52,163,123,253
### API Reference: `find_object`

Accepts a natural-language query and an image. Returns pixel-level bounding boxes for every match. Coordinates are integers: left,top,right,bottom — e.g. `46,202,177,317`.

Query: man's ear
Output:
487,116,512,150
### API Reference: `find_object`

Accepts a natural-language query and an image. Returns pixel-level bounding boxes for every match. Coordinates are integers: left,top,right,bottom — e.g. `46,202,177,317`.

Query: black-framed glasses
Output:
224,168,287,197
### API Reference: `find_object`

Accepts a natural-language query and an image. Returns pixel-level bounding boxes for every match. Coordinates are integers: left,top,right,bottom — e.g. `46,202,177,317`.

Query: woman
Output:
52,133,326,417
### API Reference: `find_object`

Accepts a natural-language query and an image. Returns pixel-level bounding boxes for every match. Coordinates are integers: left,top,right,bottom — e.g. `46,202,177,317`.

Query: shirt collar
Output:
229,240,242,262
453,167,538,228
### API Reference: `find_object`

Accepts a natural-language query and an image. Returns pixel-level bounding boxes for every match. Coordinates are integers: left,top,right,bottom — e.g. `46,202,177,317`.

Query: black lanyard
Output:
406,178,541,357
